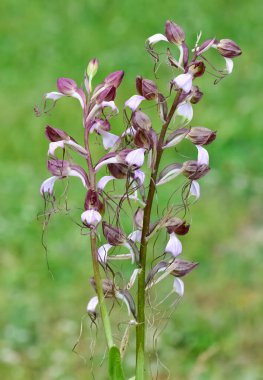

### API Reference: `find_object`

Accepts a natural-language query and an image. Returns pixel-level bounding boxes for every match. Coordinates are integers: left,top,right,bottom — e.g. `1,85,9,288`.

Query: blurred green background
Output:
1,0,262,379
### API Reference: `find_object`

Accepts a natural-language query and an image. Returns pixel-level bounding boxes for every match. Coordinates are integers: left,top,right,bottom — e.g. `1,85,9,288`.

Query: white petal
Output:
87,296,99,313
81,210,101,227
125,95,145,112
125,148,145,167
133,169,145,185
97,175,115,190
99,130,119,149
165,233,182,257
68,169,88,188
123,243,135,263
173,73,193,93
147,33,168,46
40,176,58,195
176,102,193,125
66,140,87,157
72,91,85,109
173,278,184,297
98,243,113,263
189,180,200,199
128,230,142,243
101,101,119,113
48,141,65,156
45,92,65,101
115,292,131,316
95,156,118,172
196,145,209,165
224,57,234,74
156,168,183,186
127,268,141,290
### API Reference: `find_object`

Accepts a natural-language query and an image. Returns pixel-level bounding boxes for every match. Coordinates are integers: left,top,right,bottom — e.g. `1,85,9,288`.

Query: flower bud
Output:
87,58,99,78
102,222,127,246
170,259,199,278
57,77,77,95
165,20,185,45
197,39,215,55
134,128,156,150
216,39,242,58
96,86,116,103
132,110,152,131
108,163,129,179
187,127,216,145
104,70,124,88
190,86,203,104
183,160,210,180
165,217,190,235
90,277,115,298
136,76,158,100
188,61,205,78
84,190,104,212
45,125,70,142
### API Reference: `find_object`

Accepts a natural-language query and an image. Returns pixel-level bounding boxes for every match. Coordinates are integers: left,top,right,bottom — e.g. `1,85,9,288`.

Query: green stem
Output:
90,231,114,348
135,90,182,379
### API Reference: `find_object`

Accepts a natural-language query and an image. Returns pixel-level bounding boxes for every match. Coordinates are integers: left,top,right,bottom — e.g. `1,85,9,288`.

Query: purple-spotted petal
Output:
98,130,119,149
125,148,145,167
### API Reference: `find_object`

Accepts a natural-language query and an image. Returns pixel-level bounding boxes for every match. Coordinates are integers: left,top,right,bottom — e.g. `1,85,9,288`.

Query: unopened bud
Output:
87,58,99,78
190,86,203,104
108,163,129,179
165,217,190,235
216,39,242,58
96,86,116,103
102,222,127,246
170,259,199,277
132,110,152,131
187,127,216,145
136,76,158,100
183,160,210,180
57,77,77,95
165,20,185,45
90,277,115,298
84,190,104,212
104,70,124,88
45,125,70,142
188,61,205,78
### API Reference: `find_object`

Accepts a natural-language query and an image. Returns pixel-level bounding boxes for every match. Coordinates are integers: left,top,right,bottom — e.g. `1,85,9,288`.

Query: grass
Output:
1,0,263,379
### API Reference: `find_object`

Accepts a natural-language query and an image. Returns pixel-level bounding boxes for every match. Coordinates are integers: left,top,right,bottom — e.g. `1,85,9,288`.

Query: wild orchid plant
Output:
38,21,241,380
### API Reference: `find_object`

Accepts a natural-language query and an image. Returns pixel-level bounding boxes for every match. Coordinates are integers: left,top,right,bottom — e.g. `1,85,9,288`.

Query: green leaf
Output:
108,346,126,380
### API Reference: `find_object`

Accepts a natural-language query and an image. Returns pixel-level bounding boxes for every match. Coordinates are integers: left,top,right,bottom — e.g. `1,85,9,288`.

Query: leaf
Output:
108,346,126,380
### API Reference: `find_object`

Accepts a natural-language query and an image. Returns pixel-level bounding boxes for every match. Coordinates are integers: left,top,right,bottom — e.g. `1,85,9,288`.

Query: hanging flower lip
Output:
216,39,242,58
173,73,193,93
176,101,193,125
165,232,183,257
165,20,185,45
104,70,124,88
189,180,200,200
57,77,77,95
224,58,234,74
125,148,146,168
125,95,145,112
196,145,209,165
40,176,58,195
81,209,102,228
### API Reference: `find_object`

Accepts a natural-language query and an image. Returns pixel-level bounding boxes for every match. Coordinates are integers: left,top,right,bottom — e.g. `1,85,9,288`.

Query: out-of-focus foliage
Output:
0,0,262,379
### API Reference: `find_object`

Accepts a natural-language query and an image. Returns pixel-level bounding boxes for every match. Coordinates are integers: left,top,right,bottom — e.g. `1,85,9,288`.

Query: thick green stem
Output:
135,90,182,379
90,230,114,348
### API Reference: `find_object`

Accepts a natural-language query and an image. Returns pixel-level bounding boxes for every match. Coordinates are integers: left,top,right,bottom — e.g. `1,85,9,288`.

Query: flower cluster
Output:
39,20,241,336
